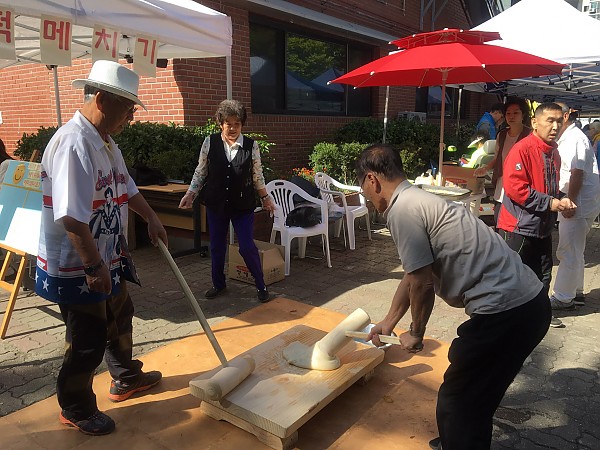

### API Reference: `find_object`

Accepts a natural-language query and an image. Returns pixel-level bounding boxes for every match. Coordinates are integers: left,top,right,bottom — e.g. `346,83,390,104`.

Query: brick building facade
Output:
0,1,497,174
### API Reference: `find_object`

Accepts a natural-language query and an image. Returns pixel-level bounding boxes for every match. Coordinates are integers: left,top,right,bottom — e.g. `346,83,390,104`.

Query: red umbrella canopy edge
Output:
392,28,501,49
330,29,565,88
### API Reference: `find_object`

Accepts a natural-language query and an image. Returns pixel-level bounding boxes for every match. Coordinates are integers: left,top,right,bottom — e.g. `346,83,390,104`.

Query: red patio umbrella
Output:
330,28,565,180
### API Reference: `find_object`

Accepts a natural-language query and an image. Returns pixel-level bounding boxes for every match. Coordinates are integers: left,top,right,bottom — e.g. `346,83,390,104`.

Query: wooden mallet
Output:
158,239,254,401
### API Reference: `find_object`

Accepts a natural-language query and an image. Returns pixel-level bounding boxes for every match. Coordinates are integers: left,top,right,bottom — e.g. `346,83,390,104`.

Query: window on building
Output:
415,86,462,119
250,20,372,116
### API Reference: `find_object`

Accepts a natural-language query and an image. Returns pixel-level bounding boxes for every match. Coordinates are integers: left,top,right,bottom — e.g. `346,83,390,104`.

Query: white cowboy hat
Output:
72,60,146,110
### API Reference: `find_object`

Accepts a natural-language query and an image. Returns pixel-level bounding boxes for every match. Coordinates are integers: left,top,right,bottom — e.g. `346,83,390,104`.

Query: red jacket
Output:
497,133,560,238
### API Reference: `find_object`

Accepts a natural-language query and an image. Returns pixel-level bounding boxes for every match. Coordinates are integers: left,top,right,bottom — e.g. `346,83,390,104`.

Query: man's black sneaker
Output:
205,286,226,299
108,370,162,402
429,437,442,449
59,409,115,436
574,294,585,306
550,316,565,328
257,288,270,303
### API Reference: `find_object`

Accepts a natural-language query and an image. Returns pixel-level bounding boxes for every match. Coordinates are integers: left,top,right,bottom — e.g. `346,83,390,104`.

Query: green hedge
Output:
310,142,367,185
317,118,478,180
14,120,275,183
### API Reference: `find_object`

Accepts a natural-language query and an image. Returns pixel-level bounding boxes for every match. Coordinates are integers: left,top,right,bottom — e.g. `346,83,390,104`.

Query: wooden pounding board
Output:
189,324,385,439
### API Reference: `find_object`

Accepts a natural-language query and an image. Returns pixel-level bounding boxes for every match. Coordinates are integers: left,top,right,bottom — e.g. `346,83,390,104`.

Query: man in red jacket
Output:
497,102,575,328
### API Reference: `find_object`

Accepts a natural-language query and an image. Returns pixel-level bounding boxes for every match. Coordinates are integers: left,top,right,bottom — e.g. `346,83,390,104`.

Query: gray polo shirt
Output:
385,181,543,316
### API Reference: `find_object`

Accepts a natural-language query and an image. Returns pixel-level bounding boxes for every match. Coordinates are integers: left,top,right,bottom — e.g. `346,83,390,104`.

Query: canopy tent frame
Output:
469,0,600,114
1,0,233,124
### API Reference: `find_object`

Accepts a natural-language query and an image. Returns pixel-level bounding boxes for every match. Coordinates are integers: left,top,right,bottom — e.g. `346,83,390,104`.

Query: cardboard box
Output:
228,240,285,286
441,164,485,194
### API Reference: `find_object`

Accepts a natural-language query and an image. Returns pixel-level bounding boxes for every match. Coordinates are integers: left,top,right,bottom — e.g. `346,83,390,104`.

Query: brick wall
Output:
0,0,492,169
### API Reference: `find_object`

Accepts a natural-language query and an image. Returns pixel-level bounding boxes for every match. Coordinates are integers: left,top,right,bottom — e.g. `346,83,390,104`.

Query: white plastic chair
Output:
314,172,372,250
266,180,332,276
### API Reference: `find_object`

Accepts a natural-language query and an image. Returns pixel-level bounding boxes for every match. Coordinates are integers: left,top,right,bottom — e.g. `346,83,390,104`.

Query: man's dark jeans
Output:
436,289,551,449
498,230,553,294
57,281,142,418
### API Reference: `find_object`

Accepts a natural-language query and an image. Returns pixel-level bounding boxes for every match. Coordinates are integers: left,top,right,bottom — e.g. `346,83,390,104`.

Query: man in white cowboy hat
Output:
35,60,168,435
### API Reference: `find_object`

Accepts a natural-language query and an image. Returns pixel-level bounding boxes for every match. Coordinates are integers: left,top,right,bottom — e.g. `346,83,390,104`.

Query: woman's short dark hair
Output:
0,138,14,163
355,144,405,183
504,96,532,128
215,99,247,125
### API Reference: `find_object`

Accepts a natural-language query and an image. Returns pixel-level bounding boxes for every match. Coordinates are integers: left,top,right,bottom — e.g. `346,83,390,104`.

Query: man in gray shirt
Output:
360,144,551,450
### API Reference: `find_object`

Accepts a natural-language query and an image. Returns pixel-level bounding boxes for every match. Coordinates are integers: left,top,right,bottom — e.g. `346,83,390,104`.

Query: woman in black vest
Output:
179,100,276,302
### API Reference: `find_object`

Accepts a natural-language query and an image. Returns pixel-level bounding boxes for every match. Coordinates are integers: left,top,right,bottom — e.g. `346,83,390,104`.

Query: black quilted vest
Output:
198,133,255,213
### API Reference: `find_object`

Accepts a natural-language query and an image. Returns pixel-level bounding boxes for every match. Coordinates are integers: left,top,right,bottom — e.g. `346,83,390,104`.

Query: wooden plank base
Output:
190,324,385,448
201,402,299,450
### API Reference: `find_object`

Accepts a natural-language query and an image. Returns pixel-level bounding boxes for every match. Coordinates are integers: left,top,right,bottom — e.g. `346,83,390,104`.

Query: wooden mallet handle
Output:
345,331,400,345
158,239,229,367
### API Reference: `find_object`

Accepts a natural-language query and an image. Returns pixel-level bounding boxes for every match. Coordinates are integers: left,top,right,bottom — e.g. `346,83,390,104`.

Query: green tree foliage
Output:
14,126,59,161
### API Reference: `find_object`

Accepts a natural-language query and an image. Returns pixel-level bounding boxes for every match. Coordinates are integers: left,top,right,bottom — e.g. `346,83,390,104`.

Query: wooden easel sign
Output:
0,161,42,255
0,160,42,338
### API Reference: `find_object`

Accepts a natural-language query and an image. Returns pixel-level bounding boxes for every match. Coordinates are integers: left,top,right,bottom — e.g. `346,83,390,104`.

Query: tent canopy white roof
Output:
1,0,232,69
472,0,600,114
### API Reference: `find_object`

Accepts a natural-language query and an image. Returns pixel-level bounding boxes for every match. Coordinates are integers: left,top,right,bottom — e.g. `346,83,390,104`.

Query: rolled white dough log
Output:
283,308,370,370
202,355,256,401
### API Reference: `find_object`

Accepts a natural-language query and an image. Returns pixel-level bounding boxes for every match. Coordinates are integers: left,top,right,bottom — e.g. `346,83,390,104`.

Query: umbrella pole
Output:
382,86,390,143
457,85,463,132
437,73,448,184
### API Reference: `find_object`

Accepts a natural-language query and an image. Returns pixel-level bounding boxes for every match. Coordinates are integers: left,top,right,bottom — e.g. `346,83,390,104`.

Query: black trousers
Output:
57,282,143,418
436,289,551,450
498,230,554,294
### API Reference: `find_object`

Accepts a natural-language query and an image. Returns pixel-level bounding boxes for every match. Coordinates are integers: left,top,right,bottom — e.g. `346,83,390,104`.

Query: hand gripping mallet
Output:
158,239,255,401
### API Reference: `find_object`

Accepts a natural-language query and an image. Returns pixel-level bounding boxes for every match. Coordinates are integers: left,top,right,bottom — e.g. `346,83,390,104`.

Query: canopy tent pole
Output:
226,55,232,100
52,66,63,127
226,53,234,245
382,85,390,143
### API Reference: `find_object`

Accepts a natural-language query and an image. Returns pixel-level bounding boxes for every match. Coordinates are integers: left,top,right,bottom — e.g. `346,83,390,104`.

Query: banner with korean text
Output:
40,15,72,66
92,25,120,62
134,34,158,77
0,7,15,60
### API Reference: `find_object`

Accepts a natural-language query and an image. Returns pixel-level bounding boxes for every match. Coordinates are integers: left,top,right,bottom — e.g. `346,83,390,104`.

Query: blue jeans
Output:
206,207,265,291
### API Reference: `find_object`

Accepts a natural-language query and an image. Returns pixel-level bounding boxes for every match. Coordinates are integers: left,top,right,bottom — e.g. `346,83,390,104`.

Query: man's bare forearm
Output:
62,216,102,266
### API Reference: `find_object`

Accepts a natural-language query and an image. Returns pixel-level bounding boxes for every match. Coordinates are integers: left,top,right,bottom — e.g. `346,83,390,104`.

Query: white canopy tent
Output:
1,0,233,123
472,0,600,113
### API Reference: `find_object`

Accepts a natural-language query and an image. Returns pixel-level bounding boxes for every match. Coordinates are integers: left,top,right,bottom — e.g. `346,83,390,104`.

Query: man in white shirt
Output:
551,104,600,309
36,61,167,435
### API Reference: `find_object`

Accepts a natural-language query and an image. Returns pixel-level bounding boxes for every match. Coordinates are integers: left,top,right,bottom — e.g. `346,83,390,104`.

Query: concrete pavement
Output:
1,222,600,449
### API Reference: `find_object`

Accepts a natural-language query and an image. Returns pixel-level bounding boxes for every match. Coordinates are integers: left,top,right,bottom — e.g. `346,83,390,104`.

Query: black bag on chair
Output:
128,163,168,186
285,203,322,228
